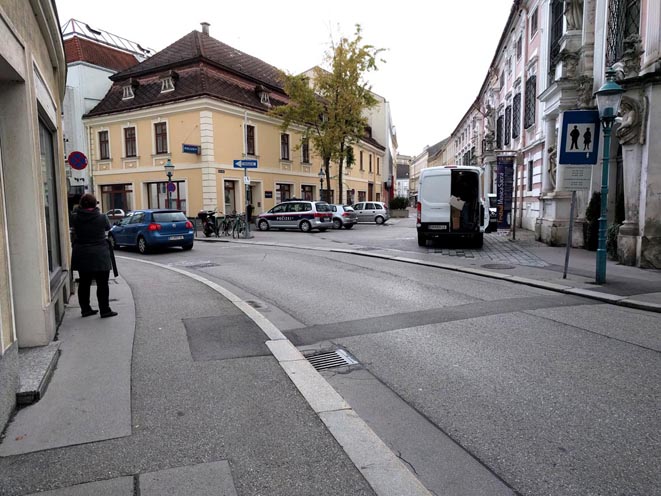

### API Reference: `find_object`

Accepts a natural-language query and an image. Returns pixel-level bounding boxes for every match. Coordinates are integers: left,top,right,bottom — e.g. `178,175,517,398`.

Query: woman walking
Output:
70,193,118,318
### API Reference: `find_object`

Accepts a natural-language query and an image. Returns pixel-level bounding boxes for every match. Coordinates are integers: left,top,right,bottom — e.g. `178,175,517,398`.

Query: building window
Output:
530,8,538,37
161,76,175,93
369,154,373,173
147,181,186,210
377,157,380,175
516,36,523,60
524,75,537,129
504,106,512,146
99,130,109,160
512,93,521,139
100,183,133,216
246,125,255,155
360,151,364,171
550,0,565,67
280,133,290,161
301,185,314,201
527,160,534,191
506,57,512,76
276,183,292,203
39,120,62,274
122,85,134,100
606,0,641,67
124,127,136,157
358,190,366,202
302,138,310,163
496,115,504,149
500,70,505,89
154,122,168,155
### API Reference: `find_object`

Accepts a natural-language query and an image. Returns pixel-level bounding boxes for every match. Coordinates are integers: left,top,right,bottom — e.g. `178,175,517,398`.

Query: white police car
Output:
256,200,333,232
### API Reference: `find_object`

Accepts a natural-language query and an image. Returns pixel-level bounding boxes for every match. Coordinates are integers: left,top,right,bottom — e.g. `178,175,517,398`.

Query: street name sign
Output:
233,159,258,168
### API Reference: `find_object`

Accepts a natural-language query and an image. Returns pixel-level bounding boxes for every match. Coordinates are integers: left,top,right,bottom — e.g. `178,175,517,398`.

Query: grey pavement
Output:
1,221,659,495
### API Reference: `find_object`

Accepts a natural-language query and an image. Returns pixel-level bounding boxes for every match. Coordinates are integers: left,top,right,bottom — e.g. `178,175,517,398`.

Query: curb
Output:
196,236,661,313
119,256,432,496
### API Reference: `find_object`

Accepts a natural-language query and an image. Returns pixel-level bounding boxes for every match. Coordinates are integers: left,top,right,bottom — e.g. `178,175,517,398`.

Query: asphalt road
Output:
115,222,661,496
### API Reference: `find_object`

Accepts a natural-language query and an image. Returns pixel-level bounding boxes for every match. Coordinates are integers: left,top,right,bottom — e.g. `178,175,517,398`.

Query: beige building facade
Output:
84,26,385,218
0,0,69,428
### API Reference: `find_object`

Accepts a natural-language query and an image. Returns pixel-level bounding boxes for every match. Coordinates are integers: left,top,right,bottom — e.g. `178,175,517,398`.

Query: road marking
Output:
118,255,432,496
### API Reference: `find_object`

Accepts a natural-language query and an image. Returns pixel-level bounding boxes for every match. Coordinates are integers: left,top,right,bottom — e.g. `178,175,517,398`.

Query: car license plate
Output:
169,235,184,240
429,224,448,231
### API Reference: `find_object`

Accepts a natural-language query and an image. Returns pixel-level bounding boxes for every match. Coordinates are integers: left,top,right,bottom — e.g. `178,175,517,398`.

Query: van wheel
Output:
473,233,484,249
300,220,312,233
417,233,427,247
375,216,385,225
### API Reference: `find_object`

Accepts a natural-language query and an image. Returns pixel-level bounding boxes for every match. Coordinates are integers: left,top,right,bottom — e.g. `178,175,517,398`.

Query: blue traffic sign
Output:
559,110,600,165
68,151,88,170
166,182,176,192
233,159,258,168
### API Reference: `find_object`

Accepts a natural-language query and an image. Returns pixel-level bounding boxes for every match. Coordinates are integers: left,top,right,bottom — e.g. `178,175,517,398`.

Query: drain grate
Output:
306,349,358,370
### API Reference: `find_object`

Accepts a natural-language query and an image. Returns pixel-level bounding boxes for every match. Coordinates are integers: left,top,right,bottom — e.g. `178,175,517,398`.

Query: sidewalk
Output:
2,228,659,495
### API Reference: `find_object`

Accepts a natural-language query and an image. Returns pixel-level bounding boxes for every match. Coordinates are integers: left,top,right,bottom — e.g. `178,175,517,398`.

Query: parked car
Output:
105,208,126,224
256,200,332,232
108,209,194,254
330,204,357,229
486,193,498,233
352,201,390,224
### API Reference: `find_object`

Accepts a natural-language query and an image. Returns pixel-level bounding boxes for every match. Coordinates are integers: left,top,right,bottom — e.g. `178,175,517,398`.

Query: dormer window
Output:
161,76,175,93
122,85,134,100
254,84,270,106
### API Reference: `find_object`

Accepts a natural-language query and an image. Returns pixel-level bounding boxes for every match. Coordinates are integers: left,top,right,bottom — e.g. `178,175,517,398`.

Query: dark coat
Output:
70,208,112,272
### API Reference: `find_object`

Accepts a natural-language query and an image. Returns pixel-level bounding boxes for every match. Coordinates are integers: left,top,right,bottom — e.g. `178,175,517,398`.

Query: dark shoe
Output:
100,311,118,318
81,309,99,317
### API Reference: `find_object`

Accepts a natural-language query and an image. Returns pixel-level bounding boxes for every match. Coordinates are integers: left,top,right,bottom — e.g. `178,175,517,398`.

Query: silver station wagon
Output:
256,200,333,232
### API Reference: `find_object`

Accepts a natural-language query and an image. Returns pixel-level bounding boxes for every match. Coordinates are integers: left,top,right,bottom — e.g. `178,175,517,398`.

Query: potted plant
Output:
389,196,409,218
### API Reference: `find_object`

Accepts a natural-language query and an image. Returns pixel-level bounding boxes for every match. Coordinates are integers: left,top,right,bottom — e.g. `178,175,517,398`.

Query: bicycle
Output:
219,214,234,237
232,213,248,239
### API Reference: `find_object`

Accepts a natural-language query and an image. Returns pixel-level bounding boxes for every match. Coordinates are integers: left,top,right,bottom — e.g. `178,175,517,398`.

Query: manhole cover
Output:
306,349,358,370
481,263,516,270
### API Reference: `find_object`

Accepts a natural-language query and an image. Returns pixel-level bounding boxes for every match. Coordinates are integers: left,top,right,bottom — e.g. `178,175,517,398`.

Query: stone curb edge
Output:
119,256,432,496
203,238,661,314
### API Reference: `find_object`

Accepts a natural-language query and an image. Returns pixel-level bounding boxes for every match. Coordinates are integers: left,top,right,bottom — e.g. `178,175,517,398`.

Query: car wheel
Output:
108,234,119,249
333,218,342,229
182,243,193,251
375,215,385,225
137,236,149,254
344,224,354,230
417,232,427,247
299,220,312,233
257,219,269,231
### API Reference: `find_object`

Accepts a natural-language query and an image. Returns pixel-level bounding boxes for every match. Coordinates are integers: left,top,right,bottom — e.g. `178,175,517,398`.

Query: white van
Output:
416,165,488,248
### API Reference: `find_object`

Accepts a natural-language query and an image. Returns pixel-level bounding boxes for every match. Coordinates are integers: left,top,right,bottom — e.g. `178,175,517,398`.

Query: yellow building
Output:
84,24,385,217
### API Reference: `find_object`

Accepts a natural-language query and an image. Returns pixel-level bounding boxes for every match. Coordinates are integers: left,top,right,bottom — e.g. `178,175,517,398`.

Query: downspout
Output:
520,2,529,228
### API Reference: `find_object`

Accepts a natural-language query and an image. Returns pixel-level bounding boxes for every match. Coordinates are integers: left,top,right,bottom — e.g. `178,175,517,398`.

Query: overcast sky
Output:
56,0,514,156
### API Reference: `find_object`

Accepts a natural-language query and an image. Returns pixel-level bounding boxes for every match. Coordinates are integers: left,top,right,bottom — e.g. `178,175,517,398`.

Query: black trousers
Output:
78,271,111,313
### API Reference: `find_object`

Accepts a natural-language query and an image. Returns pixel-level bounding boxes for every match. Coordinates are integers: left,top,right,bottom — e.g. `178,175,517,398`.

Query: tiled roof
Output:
111,31,283,90
64,37,140,72
86,64,288,117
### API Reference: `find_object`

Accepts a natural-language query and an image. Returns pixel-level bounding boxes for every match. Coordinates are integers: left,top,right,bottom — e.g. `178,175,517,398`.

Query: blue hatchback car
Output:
109,209,194,254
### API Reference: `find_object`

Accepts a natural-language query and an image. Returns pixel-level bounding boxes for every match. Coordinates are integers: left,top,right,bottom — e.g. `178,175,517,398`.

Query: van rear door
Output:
419,168,451,229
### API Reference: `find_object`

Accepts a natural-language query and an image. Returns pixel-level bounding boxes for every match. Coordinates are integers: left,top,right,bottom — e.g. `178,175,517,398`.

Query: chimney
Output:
201,22,210,35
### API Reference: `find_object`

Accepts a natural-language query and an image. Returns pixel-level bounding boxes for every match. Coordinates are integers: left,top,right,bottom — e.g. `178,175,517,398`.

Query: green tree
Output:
271,25,384,203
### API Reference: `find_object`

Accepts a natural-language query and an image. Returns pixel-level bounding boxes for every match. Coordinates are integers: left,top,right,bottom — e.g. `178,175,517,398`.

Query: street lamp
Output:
594,67,624,284
164,158,175,208
318,167,325,201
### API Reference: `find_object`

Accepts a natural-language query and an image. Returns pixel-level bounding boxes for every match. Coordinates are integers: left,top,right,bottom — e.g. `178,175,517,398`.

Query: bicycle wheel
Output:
233,217,246,239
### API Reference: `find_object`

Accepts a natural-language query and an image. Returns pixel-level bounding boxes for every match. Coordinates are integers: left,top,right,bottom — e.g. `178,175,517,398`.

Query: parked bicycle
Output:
197,209,220,237
232,213,248,239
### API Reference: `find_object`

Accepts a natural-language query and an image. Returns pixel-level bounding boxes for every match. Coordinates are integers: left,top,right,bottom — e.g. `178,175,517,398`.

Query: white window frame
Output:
152,119,170,156
122,124,138,158
97,128,111,160
245,124,258,156
122,85,134,100
161,76,175,93
280,133,290,161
